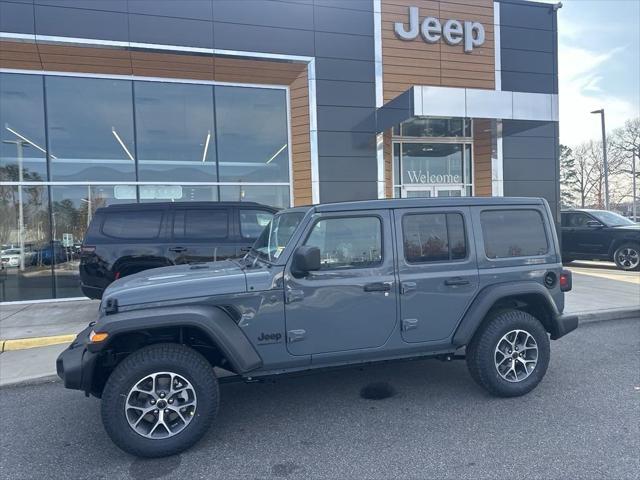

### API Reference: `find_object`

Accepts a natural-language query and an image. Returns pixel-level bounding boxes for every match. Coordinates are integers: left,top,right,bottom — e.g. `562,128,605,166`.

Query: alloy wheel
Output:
494,330,538,383
616,247,640,270
124,372,197,439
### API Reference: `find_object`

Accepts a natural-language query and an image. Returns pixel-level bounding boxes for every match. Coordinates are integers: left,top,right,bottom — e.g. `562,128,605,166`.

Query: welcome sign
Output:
406,170,462,184
394,6,486,53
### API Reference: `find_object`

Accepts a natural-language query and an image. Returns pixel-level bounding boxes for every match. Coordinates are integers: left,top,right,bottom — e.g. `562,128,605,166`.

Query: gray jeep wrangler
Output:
57,197,577,457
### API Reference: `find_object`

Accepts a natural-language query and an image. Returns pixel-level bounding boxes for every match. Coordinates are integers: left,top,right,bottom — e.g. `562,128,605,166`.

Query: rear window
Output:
481,210,548,259
402,213,467,263
240,209,274,239
173,209,228,240
102,211,163,240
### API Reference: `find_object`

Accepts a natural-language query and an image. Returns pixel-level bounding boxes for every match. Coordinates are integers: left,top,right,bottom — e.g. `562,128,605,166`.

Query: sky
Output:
537,0,640,147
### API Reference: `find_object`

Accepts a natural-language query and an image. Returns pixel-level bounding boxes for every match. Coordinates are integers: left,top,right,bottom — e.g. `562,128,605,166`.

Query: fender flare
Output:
93,305,262,373
452,282,560,347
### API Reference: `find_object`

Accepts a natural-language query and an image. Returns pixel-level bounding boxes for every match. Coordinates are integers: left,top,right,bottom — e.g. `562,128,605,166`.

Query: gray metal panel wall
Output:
502,120,561,220
499,0,559,94
5,0,378,203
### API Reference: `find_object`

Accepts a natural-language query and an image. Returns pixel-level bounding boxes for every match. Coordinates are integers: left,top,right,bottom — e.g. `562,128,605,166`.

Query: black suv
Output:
80,202,277,299
560,209,640,271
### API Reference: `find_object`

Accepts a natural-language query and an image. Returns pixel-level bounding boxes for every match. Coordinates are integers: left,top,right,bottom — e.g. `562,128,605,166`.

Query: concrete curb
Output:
0,374,60,389
0,334,76,353
576,307,640,325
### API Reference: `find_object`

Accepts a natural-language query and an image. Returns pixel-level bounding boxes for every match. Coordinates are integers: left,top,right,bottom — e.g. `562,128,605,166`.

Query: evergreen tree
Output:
559,144,579,208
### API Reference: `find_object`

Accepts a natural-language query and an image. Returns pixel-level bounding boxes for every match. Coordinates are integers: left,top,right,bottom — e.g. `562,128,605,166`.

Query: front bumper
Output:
550,313,579,340
56,325,98,395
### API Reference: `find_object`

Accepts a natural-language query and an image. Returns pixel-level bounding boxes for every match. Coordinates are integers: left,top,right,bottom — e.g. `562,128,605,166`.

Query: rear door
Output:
168,206,236,264
394,207,479,343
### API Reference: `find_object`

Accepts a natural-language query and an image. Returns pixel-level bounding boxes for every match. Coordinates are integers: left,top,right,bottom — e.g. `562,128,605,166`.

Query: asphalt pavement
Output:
1,315,638,480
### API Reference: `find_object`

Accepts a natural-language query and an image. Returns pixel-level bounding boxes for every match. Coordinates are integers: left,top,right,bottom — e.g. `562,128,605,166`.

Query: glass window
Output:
402,213,467,263
240,209,274,240
305,217,382,270
215,86,289,183
400,117,466,137
46,76,136,181
252,211,306,262
102,211,163,240
589,210,634,227
565,213,594,228
136,82,217,182
50,185,134,298
393,142,400,186
481,210,549,259
402,144,463,185
173,209,228,240
220,185,289,209
0,74,48,182
0,185,53,301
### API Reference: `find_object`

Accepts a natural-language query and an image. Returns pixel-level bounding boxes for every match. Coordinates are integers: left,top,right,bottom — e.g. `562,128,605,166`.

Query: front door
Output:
284,210,397,356
401,185,465,198
394,207,479,343
563,212,609,256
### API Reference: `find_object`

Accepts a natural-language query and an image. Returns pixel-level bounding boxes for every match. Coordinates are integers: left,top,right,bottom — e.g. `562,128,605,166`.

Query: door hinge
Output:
285,288,305,304
401,318,419,332
401,282,417,295
287,329,306,343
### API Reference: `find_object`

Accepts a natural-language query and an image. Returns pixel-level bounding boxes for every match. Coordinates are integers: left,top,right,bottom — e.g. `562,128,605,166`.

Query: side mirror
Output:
291,245,321,278
586,220,603,228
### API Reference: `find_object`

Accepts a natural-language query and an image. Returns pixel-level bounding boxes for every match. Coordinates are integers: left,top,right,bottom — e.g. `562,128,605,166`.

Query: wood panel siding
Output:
0,40,313,205
381,0,495,103
473,119,493,196
384,131,394,198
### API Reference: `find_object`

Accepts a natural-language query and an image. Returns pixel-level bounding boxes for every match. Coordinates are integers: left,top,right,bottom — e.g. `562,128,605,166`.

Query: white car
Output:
1,249,24,268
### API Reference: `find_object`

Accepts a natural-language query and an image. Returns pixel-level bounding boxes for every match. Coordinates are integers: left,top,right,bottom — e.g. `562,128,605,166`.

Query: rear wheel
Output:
613,243,640,271
101,343,219,457
466,309,550,397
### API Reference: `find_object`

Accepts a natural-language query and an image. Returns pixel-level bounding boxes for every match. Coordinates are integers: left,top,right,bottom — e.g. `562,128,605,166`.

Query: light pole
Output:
591,109,610,210
633,147,638,221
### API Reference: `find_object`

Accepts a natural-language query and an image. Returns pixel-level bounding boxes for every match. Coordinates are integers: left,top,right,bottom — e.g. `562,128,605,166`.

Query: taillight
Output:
559,270,572,292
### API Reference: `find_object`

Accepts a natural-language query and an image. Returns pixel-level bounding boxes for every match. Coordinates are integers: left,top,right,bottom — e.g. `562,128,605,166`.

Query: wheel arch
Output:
90,305,262,396
452,282,560,347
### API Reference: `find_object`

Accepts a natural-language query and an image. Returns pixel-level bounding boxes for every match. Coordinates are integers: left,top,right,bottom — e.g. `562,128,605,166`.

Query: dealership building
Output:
0,0,559,302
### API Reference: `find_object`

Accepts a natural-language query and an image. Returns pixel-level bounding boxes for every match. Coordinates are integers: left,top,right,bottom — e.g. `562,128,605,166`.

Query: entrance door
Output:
401,185,465,198
394,207,479,343
284,210,397,356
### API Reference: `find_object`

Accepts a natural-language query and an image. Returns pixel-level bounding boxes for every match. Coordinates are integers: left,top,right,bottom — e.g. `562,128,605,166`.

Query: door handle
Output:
364,282,392,292
169,246,187,253
444,278,470,287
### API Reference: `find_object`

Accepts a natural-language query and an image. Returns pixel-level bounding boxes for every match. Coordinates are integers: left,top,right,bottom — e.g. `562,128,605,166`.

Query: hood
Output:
102,260,247,308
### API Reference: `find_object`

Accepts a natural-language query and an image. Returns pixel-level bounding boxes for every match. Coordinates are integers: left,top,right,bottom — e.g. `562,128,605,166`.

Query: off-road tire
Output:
613,243,640,271
101,343,219,457
466,309,550,397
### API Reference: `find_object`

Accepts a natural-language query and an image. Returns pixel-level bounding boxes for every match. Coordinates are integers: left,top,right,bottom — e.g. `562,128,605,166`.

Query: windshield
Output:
590,211,635,227
251,211,306,262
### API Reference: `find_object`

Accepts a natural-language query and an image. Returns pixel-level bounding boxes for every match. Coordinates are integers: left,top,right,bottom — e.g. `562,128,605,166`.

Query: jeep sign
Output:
394,6,485,53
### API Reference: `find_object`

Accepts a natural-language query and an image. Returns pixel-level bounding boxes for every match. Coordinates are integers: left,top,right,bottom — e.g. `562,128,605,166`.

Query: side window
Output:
305,216,382,270
481,210,549,259
102,211,163,239
239,209,274,240
568,213,593,227
174,209,228,240
402,213,467,263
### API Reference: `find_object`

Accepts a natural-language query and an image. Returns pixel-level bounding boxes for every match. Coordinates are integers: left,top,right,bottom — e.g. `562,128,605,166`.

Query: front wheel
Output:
613,243,640,271
466,309,550,397
101,343,219,457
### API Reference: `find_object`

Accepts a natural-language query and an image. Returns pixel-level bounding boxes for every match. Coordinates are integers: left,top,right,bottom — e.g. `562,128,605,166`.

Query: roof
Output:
309,197,545,213
97,201,277,212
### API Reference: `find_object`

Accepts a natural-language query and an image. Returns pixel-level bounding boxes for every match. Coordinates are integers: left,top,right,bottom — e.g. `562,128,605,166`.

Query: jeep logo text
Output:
394,6,485,53
257,332,282,344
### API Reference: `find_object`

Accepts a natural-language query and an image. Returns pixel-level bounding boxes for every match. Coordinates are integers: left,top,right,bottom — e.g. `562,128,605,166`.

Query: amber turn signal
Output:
89,331,109,343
